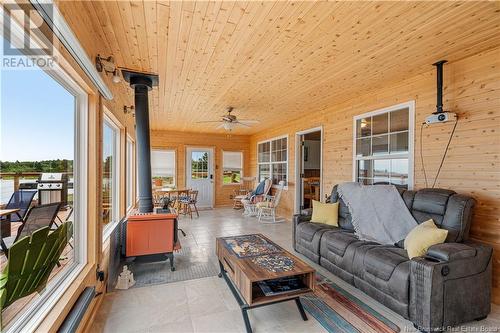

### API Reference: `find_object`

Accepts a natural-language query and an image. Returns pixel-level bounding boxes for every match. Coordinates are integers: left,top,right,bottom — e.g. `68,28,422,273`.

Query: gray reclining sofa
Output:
293,185,492,332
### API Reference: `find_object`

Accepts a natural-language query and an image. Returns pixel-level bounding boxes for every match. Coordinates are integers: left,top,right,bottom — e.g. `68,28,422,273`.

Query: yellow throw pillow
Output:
311,200,339,227
404,219,448,259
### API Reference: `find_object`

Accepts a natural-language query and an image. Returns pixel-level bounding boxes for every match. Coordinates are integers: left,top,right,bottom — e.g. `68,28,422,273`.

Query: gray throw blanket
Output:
337,182,417,245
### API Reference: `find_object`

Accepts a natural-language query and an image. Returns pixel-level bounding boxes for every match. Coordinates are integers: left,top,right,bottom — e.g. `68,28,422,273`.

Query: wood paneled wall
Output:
249,47,500,303
151,130,251,207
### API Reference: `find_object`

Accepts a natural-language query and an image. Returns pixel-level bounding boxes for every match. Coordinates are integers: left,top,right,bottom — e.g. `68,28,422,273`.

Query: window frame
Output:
256,135,289,189
352,101,415,189
151,148,176,188
126,135,135,211
222,150,244,185
2,17,89,333
102,113,121,240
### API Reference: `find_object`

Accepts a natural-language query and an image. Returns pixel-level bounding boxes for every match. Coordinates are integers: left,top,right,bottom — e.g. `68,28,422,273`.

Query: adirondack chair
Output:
0,222,71,327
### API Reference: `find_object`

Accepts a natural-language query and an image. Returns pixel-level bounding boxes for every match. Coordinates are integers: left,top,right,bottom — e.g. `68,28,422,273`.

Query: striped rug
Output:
300,274,400,333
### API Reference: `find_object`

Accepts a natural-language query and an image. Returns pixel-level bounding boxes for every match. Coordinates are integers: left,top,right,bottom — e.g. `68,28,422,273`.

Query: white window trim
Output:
151,148,176,188
352,101,415,189
3,18,88,333
102,114,121,241
222,150,244,186
126,136,135,212
256,134,289,189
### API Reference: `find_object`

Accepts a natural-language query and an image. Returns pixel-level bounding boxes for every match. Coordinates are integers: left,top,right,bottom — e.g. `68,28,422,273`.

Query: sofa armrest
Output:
426,242,477,262
292,213,312,252
293,213,312,225
409,241,492,331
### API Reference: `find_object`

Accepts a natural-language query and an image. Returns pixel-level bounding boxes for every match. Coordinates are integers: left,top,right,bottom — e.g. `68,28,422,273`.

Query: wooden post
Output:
13,174,20,191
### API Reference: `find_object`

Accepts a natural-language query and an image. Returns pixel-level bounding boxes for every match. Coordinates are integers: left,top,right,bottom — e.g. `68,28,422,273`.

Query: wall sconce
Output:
124,105,135,117
96,54,121,84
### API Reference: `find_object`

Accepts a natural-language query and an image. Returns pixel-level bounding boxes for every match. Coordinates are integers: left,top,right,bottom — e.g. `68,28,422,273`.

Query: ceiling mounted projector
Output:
425,112,456,125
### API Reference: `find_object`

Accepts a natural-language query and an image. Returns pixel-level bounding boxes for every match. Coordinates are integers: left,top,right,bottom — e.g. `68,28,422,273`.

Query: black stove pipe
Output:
122,71,158,213
433,60,447,114
133,77,153,213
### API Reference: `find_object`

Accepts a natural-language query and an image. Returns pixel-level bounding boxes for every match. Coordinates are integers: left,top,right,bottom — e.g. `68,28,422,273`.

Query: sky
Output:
1,50,75,162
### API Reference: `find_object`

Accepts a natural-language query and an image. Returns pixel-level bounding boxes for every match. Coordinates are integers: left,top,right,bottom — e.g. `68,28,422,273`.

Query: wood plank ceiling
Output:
56,1,500,134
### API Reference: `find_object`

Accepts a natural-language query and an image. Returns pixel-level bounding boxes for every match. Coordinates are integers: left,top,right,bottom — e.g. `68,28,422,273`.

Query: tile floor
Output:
92,208,500,333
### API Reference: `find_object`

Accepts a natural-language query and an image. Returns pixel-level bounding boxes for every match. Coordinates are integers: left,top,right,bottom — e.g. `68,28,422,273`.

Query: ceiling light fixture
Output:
123,105,135,117
223,122,234,131
112,70,121,84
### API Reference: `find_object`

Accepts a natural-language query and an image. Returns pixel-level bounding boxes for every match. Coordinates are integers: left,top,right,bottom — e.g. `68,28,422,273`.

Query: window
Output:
222,151,243,184
102,116,120,234
190,151,208,179
0,36,87,330
353,102,414,188
126,137,135,210
151,149,175,187
257,136,288,185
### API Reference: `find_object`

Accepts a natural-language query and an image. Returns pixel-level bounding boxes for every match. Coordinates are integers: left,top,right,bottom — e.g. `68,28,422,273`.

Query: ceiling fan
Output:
196,107,259,131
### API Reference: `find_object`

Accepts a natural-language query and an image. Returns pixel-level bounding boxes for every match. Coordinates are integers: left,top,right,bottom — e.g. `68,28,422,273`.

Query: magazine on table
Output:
257,277,307,296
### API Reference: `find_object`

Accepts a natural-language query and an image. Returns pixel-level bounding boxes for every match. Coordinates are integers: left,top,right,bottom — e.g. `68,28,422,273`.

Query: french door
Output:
186,147,214,208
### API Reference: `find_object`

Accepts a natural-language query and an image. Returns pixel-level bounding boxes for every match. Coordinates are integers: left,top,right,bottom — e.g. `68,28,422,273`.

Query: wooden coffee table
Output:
216,234,315,333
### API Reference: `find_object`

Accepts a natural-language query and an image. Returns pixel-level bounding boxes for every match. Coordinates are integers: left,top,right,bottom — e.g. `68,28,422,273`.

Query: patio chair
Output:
1,190,37,223
241,178,272,217
179,190,199,219
0,222,71,324
257,181,286,224
0,203,61,257
232,177,256,209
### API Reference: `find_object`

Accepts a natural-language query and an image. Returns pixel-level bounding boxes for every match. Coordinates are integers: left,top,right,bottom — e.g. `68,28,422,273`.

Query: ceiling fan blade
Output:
216,123,225,129
237,119,260,124
234,121,251,128
195,120,222,123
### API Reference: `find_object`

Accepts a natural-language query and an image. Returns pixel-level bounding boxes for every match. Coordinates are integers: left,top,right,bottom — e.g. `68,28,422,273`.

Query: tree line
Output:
0,159,73,174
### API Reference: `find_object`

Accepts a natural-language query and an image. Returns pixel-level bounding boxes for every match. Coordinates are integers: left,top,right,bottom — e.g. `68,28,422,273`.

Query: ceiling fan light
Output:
223,122,233,131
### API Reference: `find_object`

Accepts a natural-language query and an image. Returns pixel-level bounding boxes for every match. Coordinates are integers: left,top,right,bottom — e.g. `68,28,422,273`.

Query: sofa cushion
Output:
354,246,411,304
329,185,354,231
323,230,358,257
295,222,337,263
364,247,409,281
408,189,475,242
296,222,335,242
320,230,373,281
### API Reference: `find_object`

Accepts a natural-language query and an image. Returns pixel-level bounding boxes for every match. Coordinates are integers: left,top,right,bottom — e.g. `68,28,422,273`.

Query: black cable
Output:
420,122,429,188
431,119,458,188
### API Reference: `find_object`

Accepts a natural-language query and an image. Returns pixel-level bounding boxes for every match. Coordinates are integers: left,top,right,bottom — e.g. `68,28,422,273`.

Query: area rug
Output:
115,246,219,290
300,274,400,333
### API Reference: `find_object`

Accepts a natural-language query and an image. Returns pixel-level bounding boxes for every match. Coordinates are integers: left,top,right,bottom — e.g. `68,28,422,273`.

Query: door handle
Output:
210,174,213,179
